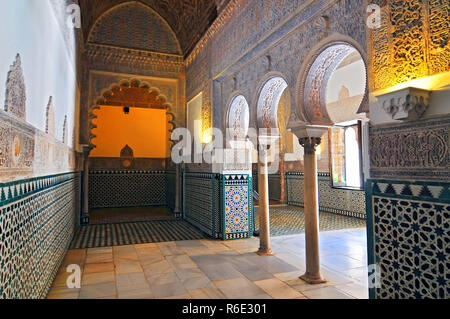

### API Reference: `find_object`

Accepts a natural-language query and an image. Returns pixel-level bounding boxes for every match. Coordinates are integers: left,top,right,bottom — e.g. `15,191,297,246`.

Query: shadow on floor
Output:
89,207,174,225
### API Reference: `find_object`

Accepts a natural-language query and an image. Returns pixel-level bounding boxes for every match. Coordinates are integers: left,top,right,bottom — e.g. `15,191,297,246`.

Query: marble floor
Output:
48,228,369,299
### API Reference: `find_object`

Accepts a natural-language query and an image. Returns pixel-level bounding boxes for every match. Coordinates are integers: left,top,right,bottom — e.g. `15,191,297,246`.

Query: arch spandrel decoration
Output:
88,1,182,55
257,77,288,130
227,95,250,141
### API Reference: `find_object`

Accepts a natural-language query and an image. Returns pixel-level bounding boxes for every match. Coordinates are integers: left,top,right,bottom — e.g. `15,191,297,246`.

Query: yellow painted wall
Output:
90,106,168,158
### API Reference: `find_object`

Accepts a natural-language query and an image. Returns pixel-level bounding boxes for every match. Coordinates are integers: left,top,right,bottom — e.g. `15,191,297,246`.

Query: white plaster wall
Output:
187,93,203,143
0,0,76,147
326,60,366,104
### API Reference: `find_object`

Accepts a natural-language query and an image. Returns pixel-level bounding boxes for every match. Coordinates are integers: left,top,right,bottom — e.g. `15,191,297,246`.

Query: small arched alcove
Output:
89,79,175,168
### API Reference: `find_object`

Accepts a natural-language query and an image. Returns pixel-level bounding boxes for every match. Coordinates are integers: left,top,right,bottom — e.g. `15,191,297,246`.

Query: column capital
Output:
299,137,322,154
289,124,329,139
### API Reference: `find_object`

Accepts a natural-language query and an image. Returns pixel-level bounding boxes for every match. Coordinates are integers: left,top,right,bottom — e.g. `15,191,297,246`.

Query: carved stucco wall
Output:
80,45,186,149
0,1,81,182
369,0,450,92
186,0,368,133
365,0,450,299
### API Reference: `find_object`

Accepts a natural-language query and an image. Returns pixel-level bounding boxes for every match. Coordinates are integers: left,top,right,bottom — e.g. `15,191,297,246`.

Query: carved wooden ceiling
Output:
79,0,222,56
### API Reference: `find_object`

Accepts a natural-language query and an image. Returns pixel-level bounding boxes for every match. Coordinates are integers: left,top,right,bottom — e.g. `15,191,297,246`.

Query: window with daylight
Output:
329,120,363,190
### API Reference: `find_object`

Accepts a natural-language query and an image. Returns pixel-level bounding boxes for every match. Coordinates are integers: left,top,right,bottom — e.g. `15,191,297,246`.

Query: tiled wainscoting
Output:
183,172,253,240
268,174,282,202
165,170,176,214
89,170,167,209
286,172,366,219
366,179,450,299
184,172,221,238
252,172,282,202
0,172,81,299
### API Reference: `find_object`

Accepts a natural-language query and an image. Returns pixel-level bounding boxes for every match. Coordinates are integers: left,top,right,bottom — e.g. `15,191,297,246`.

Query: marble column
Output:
174,164,182,218
279,159,286,204
81,145,93,225
257,146,273,256
299,136,326,284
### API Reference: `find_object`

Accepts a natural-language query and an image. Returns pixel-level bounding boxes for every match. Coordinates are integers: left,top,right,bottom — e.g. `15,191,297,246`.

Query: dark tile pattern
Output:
0,173,80,299
367,179,450,299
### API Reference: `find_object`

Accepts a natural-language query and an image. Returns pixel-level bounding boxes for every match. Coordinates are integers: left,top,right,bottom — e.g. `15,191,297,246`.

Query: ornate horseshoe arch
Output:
88,78,176,150
226,94,250,142
295,35,369,125
255,74,289,132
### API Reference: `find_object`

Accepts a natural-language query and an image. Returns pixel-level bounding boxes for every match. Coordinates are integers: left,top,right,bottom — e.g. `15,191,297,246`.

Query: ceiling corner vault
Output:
79,0,219,56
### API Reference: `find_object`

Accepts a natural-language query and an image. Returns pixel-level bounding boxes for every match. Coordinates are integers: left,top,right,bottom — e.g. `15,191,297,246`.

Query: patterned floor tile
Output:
255,206,365,237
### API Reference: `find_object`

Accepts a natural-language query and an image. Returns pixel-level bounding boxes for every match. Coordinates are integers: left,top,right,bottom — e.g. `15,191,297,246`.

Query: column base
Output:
299,273,327,285
257,248,274,256
80,214,90,225
173,209,182,219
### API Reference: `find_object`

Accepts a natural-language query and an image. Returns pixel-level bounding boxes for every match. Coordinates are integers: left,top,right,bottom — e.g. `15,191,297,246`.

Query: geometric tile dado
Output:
286,172,366,219
367,179,450,299
0,173,80,299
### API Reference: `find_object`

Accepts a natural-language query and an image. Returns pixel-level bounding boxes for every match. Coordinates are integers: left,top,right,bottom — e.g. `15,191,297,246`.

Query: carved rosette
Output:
4,54,26,120
299,137,322,155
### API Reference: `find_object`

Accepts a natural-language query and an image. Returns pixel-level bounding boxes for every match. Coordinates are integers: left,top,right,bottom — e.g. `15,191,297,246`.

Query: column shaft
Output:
257,149,273,256
300,137,326,284
174,164,181,218
81,149,91,225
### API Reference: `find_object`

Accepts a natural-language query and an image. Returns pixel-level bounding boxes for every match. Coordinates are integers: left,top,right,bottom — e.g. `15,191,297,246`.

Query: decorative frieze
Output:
369,115,449,180
85,43,185,75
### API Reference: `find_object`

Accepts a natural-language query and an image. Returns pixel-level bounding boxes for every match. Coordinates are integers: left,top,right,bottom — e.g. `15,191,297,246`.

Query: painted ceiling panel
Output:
79,0,220,56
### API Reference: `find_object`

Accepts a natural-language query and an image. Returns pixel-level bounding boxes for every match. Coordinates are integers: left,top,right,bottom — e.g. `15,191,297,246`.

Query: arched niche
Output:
296,38,369,125
226,94,250,142
88,78,176,160
256,76,289,132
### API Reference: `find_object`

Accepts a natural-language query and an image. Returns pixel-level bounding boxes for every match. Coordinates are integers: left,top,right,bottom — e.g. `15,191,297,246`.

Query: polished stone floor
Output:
48,228,368,299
